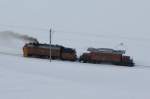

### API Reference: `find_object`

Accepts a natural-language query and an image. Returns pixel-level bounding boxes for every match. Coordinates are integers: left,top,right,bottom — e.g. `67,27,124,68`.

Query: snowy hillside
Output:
0,52,150,99
0,30,150,99
0,0,150,99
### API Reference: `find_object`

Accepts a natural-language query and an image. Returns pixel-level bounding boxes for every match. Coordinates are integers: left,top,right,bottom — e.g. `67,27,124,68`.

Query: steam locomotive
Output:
23,42,134,67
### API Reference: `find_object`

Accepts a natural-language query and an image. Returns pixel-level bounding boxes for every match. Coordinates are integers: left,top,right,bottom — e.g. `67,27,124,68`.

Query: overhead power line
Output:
0,23,150,42
55,30,150,42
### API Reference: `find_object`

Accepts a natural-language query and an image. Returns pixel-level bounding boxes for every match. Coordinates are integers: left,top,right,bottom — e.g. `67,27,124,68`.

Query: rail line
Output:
133,65,150,69
0,51,22,57
0,51,150,69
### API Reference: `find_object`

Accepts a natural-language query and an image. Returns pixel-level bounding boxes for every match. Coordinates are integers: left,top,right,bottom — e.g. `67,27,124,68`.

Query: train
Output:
23,42,77,61
79,48,134,67
23,42,135,67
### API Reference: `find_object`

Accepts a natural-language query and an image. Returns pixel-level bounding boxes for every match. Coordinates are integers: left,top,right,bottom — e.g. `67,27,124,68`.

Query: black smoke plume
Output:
0,31,39,43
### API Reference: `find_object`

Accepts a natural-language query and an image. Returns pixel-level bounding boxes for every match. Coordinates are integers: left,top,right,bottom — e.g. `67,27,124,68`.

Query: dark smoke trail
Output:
0,31,39,43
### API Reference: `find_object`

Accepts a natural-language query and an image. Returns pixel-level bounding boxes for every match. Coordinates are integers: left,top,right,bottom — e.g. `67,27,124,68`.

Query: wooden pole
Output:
50,28,52,62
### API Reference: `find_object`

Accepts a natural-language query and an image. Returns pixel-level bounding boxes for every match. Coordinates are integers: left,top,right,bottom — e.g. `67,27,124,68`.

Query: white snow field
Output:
0,31,150,99
0,0,150,99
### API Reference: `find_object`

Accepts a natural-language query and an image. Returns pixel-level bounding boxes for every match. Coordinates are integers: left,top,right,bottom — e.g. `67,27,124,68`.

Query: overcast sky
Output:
0,0,150,36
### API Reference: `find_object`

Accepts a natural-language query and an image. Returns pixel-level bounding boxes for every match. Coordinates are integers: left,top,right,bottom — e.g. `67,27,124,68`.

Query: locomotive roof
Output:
25,43,75,51
38,43,63,48
26,43,63,49
87,47,126,55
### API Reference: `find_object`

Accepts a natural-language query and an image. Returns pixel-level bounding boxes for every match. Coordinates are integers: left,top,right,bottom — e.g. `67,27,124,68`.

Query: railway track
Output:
0,51,150,69
0,51,22,57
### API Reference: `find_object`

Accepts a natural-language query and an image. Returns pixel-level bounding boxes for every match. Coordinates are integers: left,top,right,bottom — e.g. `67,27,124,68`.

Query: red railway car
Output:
79,48,134,67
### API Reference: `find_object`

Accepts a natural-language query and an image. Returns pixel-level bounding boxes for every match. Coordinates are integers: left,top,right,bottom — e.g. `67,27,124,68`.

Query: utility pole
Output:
49,28,52,62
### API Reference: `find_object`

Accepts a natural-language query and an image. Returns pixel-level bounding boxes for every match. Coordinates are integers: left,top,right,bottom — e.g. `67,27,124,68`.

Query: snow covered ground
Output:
0,31,150,99
0,0,150,99
0,51,150,99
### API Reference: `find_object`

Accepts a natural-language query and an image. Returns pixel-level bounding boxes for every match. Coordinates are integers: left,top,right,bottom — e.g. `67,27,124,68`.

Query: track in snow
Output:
0,51,150,69
0,51,22,57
